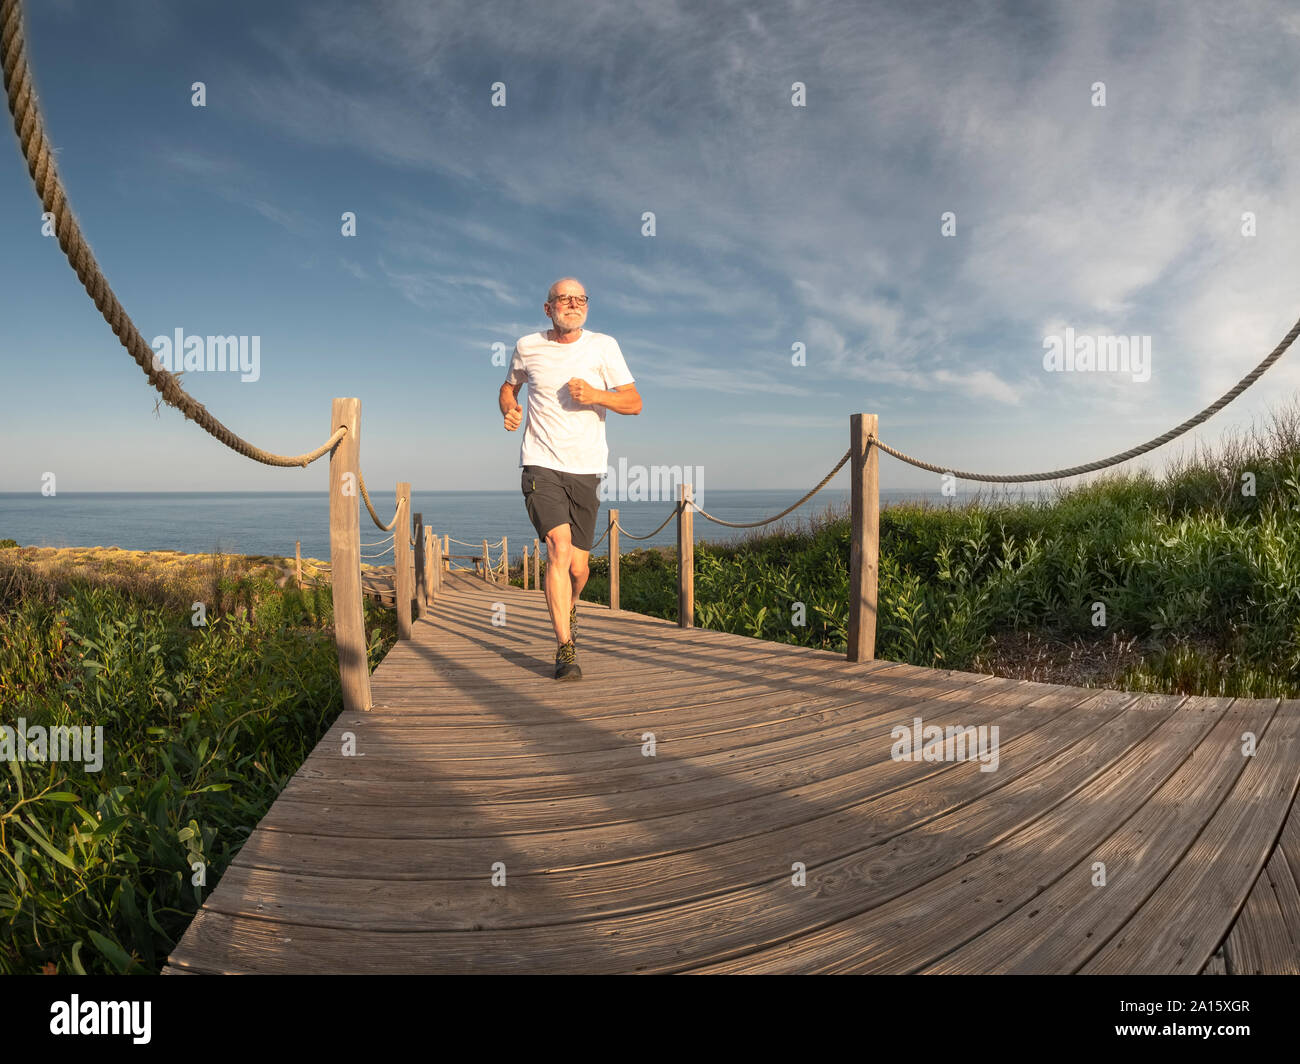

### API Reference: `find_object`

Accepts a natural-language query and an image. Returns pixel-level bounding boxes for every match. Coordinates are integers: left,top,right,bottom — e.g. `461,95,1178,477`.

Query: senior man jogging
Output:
500,278,642,680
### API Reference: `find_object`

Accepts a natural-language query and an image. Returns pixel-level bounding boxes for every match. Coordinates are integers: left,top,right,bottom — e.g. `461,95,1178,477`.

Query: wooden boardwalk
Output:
164,572,1300,974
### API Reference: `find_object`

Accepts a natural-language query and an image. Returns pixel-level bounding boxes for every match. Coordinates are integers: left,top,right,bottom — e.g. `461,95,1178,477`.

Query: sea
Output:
0,488,1052,562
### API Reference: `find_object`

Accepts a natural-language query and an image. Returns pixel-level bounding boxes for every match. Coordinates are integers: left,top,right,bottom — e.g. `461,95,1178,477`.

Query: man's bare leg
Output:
570,546,590,604
544,524,574,645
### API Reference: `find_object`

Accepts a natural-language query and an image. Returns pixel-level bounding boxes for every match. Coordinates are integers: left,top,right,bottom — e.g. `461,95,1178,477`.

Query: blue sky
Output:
2,0,1299,492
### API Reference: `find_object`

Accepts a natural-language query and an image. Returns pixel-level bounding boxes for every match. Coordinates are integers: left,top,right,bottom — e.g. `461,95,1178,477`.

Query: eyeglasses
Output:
550,295,588,307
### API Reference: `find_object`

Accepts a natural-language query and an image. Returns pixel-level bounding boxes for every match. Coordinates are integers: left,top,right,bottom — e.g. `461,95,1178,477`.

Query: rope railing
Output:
868,315,1300,483
358,472,399,531
689,448,852,527
1,0,349,468
575,446,852,545
613,507,680,541
360,534,394,548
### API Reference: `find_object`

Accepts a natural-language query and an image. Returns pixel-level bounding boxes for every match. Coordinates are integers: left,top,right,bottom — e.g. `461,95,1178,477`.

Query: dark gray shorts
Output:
521,465,602,551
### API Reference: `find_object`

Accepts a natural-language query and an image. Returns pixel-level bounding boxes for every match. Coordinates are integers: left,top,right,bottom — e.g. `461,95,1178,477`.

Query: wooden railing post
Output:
482,539,490,582
533,537,540,589
443,535,450,571
523,543,530,590
394,482,413,639
294,540,302,590
413,511,426,620
848,413,879,661
501,536,508,585
432,531,443,596
677,485,694,628
421,526,433,607
608,508,620,611
329,398,370,713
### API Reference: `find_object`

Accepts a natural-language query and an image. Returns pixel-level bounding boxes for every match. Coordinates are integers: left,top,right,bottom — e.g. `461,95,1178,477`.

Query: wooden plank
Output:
290,676,1016,787
689,692,1210,973
922,696,1279,972
290,687,995,802
363,652,915,699
1280,785,1300,885
250,680,1058,845
1223,847,1300,974
352,676,943,747
204,688,1120,934
360,663,916,720
1262,843,1300,967
1082,699,1300,973
170,691,1140,973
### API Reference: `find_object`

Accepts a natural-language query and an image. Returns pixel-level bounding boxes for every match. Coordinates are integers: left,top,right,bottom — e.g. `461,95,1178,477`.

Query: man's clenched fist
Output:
568,378,597,404
504,402,522,431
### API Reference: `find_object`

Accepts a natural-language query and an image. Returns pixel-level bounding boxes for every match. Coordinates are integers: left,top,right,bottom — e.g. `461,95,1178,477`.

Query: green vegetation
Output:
520,402,1300,699
0,549,397,974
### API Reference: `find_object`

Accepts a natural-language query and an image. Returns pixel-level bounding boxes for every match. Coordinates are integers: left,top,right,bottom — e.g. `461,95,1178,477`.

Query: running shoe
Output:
554,640,582,680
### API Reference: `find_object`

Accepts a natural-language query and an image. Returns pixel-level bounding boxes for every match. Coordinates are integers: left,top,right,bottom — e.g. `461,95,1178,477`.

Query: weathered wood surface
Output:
164,571,1300,974
1219,783,1300,974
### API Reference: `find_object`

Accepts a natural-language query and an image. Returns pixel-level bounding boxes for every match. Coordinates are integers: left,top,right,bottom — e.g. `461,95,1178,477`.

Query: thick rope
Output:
357,473,398,531
1,0,346,468
615,507,681,541
447,536,482,547
873,316,1300,483
360,535,394,548
689,448,853,528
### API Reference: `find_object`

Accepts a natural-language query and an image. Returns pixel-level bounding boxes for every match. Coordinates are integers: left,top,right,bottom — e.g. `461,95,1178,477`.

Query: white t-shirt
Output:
505,329,635,474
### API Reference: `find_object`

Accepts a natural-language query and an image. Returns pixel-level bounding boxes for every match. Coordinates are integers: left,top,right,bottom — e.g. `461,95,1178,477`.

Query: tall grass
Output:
0,551,397,974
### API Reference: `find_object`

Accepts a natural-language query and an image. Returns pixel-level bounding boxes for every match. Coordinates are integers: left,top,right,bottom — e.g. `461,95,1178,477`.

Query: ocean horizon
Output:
1,487,1054,561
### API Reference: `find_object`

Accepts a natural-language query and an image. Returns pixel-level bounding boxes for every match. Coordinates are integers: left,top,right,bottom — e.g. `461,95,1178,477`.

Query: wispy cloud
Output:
375,256,522,309
156,148,314,235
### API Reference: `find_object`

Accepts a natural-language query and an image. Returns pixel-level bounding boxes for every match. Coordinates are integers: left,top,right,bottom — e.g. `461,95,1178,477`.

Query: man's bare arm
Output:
500,380,523,430
499,380,522,414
